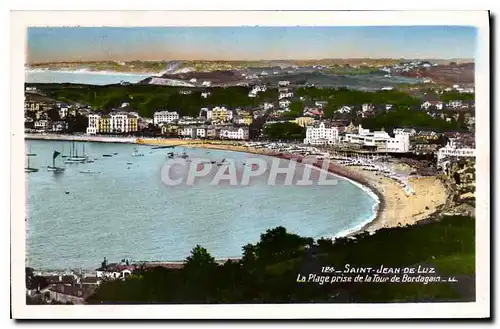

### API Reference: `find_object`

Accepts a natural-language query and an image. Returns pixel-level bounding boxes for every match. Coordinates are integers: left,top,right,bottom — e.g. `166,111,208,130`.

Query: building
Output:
205,106,233,122
362,104,375,113
220,126,249,140
294,116,315,127
109,112,138,133
59,107,68,119
303,107,323,117
344,125,410,153
98,116,111,133
279,99,291,110
263,102,274,110
201,81,212,87
303,121,340,145
34,120,49,131
393,128,417,137
86,112,138,135
178,126,196,138
233,115,253,125
279,91,294,100
421,101,444,110
196,127,207,138
154,111,179,125
278,80,290,87
437,139,475,164
337,106,352,114
447,100,463,109
206,126,221,139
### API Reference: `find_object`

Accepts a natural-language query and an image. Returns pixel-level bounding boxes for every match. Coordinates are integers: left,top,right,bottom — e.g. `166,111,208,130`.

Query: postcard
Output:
11,10,490,319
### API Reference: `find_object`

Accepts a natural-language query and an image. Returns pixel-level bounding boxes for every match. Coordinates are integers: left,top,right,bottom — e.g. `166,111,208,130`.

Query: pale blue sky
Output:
27,26,477,63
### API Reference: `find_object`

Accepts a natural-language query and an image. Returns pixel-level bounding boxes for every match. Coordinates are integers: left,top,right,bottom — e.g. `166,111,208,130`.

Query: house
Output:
337,106,352,114
393,128,417,137
46,284,96,305
34,120,48,131
263,102,274,110
220,126,249,140
206,126,221,139
294,116,315,127
362,104,375,113
59,107,68,119
49,121,68,132
303,107,323,117
178,126,196,138
447,100,463,109
154,111,180,125
196,127,207,138
279,99,291,110
437,138,475,165
421,101,443,110
233,115,253,125
279,92,294,100
205,106,233,122
96,259,137,280
303,121,340,145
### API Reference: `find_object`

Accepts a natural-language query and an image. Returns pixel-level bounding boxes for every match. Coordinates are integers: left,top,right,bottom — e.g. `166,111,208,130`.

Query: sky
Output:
27,26,477,63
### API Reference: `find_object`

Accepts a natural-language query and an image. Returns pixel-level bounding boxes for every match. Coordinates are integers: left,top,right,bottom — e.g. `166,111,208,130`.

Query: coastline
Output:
148,139,447,236
26,135,448,238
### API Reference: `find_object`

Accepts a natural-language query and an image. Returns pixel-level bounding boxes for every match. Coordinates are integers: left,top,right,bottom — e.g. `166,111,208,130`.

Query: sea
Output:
25,139,379,271
25,70,152,85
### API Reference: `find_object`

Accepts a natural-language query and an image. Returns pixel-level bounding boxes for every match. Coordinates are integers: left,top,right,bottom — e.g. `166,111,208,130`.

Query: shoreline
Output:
26,135,448,240
160,139,447,236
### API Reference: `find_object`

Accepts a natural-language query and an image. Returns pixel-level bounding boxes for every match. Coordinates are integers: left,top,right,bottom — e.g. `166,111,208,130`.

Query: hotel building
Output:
154,111,180,125
344,125,410,153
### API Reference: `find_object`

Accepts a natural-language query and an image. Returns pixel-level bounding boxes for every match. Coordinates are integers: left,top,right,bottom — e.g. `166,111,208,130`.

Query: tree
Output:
46,106,61,121
262,122,305,141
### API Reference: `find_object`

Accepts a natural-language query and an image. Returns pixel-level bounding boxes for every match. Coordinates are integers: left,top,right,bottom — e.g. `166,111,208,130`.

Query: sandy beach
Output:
136,138,449,233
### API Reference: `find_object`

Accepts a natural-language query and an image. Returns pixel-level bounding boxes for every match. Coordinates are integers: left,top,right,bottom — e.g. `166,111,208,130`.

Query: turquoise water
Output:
25,140,378,270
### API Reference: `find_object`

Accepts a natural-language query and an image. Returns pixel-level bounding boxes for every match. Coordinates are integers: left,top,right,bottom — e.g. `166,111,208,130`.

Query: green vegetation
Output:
30,84,278,118
87,215,475,304
281,101,304,119
326,66,381,75
262,122,305,141
361,108,468,133
439,91,475,102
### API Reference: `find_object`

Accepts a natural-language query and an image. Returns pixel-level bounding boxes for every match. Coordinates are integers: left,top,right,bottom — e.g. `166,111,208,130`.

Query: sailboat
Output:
47,150,65,173
65,141,88,163
26,145,37,157
25,153,39,173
